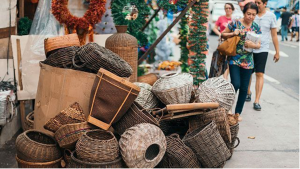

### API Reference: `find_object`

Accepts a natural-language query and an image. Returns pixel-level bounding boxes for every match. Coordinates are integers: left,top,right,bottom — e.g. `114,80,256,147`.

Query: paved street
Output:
207,34,299,168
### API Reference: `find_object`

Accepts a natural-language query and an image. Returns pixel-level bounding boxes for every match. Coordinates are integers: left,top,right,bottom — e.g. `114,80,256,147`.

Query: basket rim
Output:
183,121,215,142
16,155,62,165
26,111,34,123
71,151,121,165
23,130,58,147
85,129,115,141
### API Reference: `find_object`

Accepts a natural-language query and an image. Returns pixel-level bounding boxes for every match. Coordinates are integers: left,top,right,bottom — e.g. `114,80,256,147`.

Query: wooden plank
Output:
20,100,26,130
161,111,204,121
0,27,16,39
138,0,197,64
19,0,24,18
16,39,23,90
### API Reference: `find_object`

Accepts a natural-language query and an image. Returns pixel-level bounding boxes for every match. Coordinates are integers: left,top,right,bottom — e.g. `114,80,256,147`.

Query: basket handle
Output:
169,133,180,139
227,136,240,149
72,53,87,68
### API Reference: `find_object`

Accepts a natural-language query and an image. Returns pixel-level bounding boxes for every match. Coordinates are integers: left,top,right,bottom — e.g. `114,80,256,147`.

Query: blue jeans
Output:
229,65,253,114
281,25,288,41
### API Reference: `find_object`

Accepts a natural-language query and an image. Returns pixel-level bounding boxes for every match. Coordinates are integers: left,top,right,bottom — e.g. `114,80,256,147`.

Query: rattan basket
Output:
137,73,159,86
54,122,95,150
228,123,240,159
76,129,119,163
68,151,124,168
188,108,231,144
16,155,62,168
23,111,34,131
133,82,159,109
152,73,193,105
183,121,231,168
44,34,80,56
119,123,166,168
105,25,138,82
197,76,235,111
158,134,200,168
44,102,86,133
16,130,61,162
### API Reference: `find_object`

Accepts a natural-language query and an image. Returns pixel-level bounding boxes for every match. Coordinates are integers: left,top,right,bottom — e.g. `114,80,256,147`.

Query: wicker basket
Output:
24,111,34,131
16,155,62,168
182,121,231,168
119,123,166,168
159,119,189,137
158,134,200,168
68,151,124,168
228,123,240,159
44,34,80,56
197,76,235,111
105,25,138,82
54,122,95,150
44,102,86,133
88,68,140,130
16,130,62,162
133,82,159,109
76,129,119,163
188,108,232,144
137,73,159,86
152,73,193,105
112,101,159,135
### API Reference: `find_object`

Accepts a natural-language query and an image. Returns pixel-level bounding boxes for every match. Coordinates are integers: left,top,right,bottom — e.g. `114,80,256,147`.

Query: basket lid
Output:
44,34,80,56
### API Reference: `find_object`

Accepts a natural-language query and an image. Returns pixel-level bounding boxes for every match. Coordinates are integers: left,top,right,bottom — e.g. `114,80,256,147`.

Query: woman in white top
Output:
290,10,299,42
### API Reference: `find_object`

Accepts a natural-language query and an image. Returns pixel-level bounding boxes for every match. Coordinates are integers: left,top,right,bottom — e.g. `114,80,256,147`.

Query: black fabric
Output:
253,52,268,73
209,50,228,78
292,27,299,32
281,12,292,26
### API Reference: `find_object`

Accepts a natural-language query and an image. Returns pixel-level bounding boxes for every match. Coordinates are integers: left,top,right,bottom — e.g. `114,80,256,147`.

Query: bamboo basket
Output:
119,123,166,168
44,34,80,56
16,156,62,168
137,73,159,86
23,111,34,131
133,82,159,109
16,130,61,162
68,151,124,168
76,129,119,163
54,122,94,150
112,101,159,135
183,121,231,168
105,25,138,82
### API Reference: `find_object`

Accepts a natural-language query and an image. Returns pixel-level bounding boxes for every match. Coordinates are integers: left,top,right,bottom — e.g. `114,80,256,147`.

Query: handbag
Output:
217,35,240,56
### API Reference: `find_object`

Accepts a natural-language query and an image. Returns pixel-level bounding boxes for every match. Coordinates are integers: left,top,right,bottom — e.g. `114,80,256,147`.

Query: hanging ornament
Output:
123,3,139,20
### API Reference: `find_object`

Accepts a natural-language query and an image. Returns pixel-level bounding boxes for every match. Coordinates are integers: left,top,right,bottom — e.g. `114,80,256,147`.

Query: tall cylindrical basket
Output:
105,25,138,82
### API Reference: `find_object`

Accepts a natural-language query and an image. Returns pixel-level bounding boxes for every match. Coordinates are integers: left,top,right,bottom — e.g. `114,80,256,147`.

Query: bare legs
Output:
247,72,264,103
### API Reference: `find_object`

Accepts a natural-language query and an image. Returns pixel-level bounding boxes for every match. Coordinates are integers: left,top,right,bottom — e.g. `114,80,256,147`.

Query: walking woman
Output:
221,2,261,121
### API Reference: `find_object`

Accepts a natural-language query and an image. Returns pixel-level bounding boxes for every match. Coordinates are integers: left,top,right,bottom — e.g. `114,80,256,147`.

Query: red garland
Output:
52,0,106,30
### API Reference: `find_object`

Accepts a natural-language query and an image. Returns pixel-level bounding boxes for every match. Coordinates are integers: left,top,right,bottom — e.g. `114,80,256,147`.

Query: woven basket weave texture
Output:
105,25,138,82
152,73,193,105
24,111,34,131
133,82,159,109
54,122,94,149
16,156,62,168
44,102,86,133
228,123,240,156
44,34,80,56
188,108,232,144
119,123,166,168
197,76,235,111
76,129,119,163
183,121,231,168
16,130,61,162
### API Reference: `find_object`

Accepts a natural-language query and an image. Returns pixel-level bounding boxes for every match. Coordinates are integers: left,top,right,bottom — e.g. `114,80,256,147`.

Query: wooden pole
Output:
138,0,197,65
141,7,161,32
19,0,24,18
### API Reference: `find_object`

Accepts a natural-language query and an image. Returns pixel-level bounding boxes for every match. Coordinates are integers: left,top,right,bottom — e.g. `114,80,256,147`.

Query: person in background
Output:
213,3,235,79
290,10,299,42
221,2,261,121
238,0,255,10
246,0,280,111
280,7,292,41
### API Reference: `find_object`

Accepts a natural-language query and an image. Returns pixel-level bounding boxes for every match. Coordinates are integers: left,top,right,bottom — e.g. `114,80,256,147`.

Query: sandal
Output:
245,92,251,102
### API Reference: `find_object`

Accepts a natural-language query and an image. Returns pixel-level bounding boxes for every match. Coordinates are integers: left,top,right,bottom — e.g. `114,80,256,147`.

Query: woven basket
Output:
76,129,119,163
68,151,124,168
133,82,159,109
54,122,95,150
152,73,193,105
119,123,166,168
16,130,62,162
182,121,231,168
159,119,189,136
228,123,240,158
158,134,200,168
44,102,86,133
24,111,34,131
16,155,62,168
137,73,159,86
44,34,80,56
88,68,140,130
105,25,138,82
112,101,159,135
197,76,235,111
188,108,232,144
